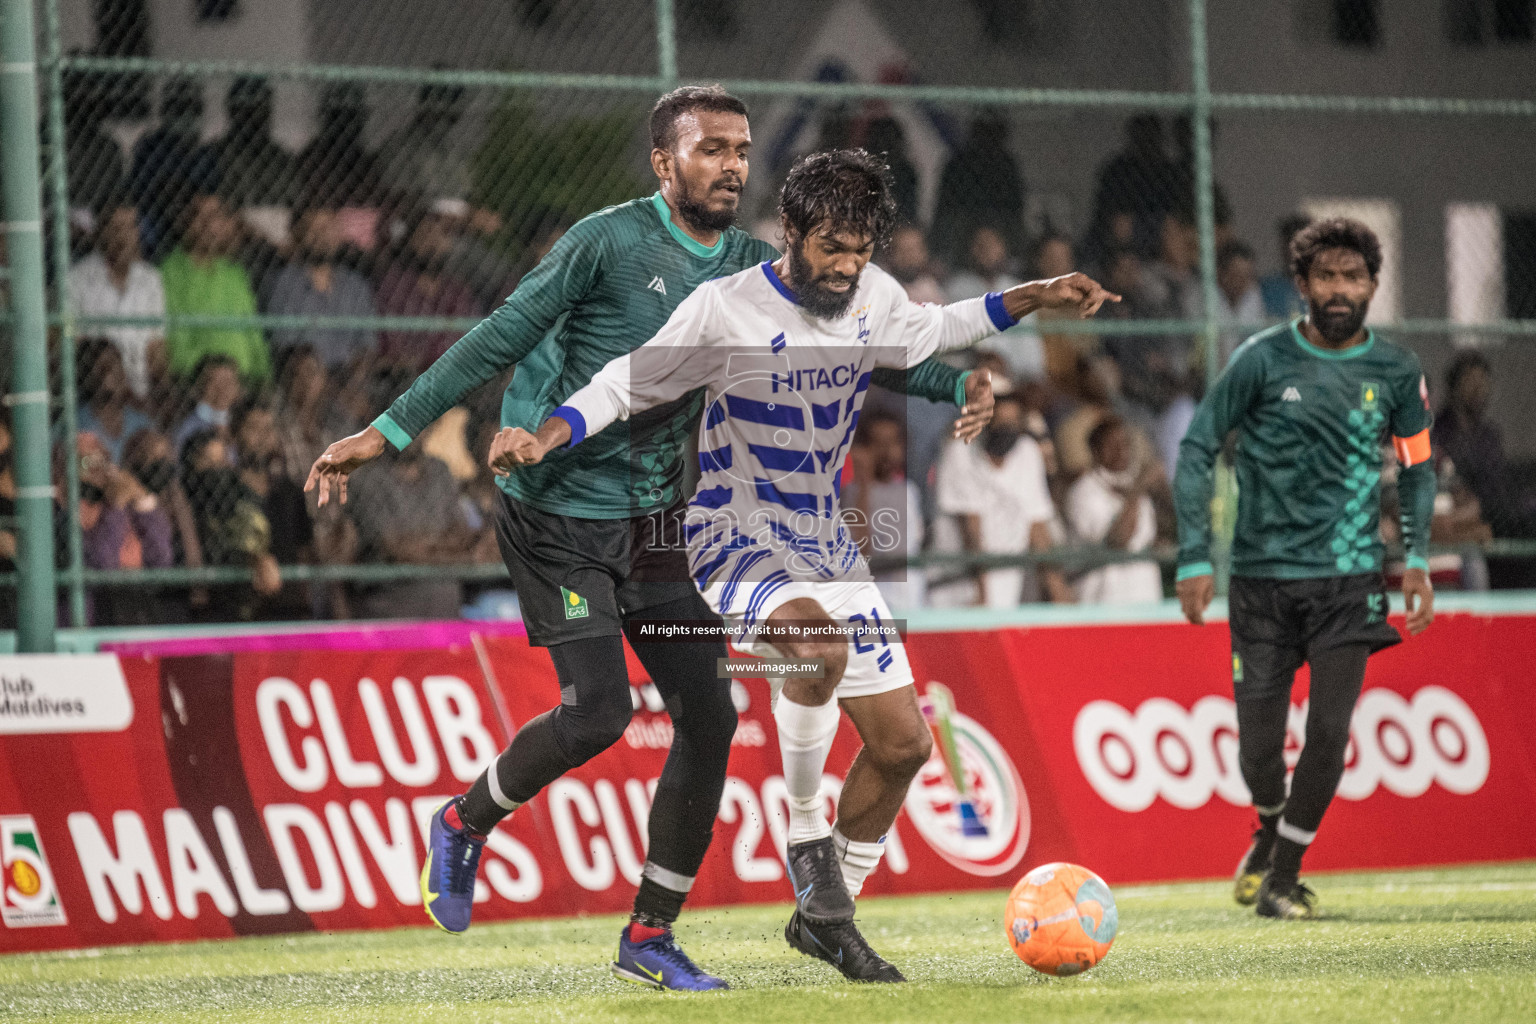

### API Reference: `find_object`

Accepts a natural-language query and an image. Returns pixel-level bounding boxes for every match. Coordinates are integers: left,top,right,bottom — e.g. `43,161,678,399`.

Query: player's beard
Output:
788,239,860,319
1310,296,1369,344
674,173,740,234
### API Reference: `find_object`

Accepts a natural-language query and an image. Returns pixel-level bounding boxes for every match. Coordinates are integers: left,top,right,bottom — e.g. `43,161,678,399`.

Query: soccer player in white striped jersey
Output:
491,150,1117,982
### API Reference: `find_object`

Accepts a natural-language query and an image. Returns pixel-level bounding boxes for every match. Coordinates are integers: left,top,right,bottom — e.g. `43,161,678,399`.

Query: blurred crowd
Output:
827,112,1515,609
0,83,1525,626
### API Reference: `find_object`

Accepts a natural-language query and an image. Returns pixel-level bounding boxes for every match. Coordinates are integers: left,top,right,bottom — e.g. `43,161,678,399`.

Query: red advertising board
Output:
2,612,1534,953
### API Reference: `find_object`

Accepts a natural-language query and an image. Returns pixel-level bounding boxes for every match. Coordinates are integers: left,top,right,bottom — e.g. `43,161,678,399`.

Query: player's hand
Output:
1177,573,1215,626
488,427,545,475
953,368,995,442
488,416,575,477
305,425,387,507
1403,567,1435,636
1032,272,1121,319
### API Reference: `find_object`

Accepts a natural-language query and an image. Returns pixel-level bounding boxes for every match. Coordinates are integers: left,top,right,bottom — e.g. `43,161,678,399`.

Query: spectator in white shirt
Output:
844,410,926,610
1066,417,1166,604
67,201,166,402
935,392,1072,608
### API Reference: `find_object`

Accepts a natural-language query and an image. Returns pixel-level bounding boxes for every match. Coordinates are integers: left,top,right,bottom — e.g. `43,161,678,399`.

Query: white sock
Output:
832,826,887,898
774,695,840,844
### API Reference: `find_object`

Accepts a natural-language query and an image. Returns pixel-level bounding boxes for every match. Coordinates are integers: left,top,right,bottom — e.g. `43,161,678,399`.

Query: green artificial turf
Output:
3,861,1533,1023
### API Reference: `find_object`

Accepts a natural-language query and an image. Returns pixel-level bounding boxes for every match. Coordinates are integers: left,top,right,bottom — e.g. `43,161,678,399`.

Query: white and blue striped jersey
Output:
555,260,1017,624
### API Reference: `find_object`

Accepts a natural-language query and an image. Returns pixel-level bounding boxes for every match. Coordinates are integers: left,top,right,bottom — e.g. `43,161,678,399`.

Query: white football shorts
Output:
700,573,914,701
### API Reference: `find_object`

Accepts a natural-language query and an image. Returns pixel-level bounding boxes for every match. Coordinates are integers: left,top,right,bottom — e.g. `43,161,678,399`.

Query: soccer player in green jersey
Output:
1174,218,1436,920
304,86,992,989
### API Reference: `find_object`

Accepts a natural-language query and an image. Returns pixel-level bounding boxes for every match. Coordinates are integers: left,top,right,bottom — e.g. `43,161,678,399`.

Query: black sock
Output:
621,595,738,928
631,877,688,928
1252,810,1281,860
452,793,494,836
1271,836,1306,880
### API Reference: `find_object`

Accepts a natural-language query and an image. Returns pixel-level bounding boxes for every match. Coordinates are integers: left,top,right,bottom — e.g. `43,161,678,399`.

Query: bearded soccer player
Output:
492,150,1116,981
305,90,992,990
1174,218,1436,920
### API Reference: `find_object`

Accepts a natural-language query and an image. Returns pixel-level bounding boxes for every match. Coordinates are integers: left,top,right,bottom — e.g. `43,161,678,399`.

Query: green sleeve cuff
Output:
954,370,972,408
371,412,413,452
1176,561,1214,582
1405,555,1431,573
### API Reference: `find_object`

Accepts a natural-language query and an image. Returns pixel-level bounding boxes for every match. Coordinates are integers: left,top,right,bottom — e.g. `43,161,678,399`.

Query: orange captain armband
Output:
1393,428,1432,468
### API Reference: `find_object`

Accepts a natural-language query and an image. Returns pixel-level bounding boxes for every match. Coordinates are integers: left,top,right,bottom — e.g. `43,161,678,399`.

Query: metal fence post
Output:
1189,0,1219,387
1188,0,1231,594
1,0,57,651
41,0,84,627
656,0,678,87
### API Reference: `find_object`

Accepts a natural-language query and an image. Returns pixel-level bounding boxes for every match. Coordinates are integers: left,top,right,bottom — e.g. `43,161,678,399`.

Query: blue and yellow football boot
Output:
611,923,729,991
420,800,485,934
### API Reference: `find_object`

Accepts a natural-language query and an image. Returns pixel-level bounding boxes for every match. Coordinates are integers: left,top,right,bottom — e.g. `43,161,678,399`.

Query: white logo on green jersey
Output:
648,276,667,295
1282,386,1302,402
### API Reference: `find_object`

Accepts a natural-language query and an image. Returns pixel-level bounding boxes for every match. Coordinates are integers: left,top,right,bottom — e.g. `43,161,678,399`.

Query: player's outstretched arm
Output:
999,272,1120,322
374,224,607,454
487,286,727,477
304,425,388,507
880,268,1120,375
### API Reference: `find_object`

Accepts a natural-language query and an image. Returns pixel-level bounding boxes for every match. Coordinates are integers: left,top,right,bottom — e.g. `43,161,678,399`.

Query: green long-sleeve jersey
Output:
1174,320,1436,581
372,193,970,519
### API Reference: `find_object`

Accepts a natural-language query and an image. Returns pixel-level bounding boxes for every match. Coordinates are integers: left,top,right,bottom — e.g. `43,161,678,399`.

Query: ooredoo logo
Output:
1073,686,1490,813
903,683,1030,877
1,815,65,928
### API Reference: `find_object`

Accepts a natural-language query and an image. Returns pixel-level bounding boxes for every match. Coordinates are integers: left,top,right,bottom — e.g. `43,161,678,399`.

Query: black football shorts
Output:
1227,573,1402,702
493,491,702,647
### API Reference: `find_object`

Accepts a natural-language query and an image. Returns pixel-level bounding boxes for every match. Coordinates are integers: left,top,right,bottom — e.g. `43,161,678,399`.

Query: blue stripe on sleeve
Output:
984,291,1019,331
550,405,587,447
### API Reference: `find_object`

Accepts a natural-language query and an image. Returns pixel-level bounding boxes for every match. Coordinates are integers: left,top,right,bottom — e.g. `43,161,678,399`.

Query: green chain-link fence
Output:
4,0,1536,646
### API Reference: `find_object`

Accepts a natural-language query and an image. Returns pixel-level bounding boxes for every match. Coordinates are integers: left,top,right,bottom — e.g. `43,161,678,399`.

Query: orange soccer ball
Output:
1004,862,1118,976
